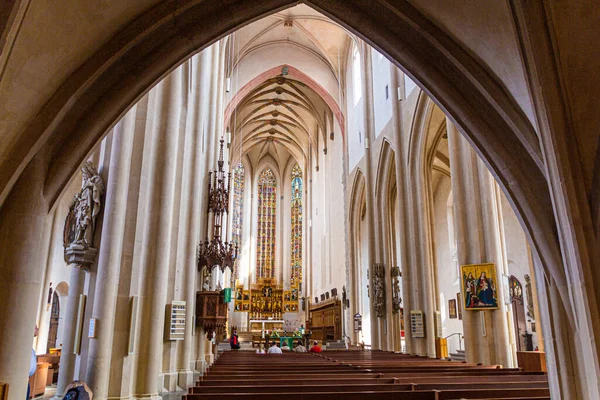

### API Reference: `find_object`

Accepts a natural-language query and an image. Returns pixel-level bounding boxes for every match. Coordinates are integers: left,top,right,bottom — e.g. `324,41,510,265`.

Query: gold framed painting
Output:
461,263,499,310
448,299,457,319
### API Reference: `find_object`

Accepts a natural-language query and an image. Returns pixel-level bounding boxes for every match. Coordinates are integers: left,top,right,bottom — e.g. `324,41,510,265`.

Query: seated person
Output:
229,330,240,350
267,341,282,354
309,340,322,353
281,342,291,351
294,340,307,353
255,344,265,354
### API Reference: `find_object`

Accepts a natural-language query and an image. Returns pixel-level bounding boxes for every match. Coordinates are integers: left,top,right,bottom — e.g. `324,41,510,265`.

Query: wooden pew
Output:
185,350,550,400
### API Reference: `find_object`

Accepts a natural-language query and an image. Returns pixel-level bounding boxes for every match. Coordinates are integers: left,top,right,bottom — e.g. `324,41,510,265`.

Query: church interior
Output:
1,1,600,400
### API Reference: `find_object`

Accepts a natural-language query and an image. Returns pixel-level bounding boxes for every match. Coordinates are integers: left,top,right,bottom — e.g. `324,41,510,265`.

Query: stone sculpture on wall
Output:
63,161,105,268
524,274,535,319
391,266,402,314
372,263,386,318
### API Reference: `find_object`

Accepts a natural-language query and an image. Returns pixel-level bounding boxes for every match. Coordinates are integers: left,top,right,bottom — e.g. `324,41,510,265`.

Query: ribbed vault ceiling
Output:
226,4,351,169
229,75,329,167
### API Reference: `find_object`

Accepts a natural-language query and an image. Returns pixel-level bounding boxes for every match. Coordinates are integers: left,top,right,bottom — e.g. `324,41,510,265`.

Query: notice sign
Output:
410,310,425,338
354,313,362,332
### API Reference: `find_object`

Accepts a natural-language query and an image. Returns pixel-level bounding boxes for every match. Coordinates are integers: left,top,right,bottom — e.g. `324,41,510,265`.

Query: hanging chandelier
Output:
197,138,238,273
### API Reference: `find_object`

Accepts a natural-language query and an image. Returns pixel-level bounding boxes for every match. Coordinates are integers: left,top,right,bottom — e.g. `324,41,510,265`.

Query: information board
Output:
165,300,186,341
410,310,425,338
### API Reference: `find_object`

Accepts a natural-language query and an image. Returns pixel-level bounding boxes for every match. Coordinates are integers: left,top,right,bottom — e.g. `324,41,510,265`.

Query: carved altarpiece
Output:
372,263,386,318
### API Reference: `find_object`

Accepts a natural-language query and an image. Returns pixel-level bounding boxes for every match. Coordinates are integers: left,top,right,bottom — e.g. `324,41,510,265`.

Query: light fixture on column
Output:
197,138,238,273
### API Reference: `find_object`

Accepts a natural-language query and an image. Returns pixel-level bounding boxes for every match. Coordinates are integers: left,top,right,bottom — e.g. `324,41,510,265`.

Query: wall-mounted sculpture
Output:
63,161,105,269
524,274,535,319
372,263,386,318
391,266,402,314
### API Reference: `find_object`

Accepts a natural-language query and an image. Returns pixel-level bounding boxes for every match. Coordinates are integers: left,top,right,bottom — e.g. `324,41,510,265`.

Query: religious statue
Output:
63,161,105,267
73,162,104,247
391,266,402,313
372,263,386,318
203,276,211,291
524,274,535,319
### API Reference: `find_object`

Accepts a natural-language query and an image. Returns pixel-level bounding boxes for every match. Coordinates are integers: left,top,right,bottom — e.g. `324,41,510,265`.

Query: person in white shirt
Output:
255,344,265,354
267,341,282,354
281,342,291,351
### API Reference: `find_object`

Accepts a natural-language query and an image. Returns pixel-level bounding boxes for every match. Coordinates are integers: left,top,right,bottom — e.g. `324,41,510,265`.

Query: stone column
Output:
175,56,202,389
133,65,184,400
106,100,147,400
0,159,48,400
85,109,137,399
54,267,86,398
526,246,544,351
191,45,213,376
360,43,382,350
390,67,412,354
447,120,511,366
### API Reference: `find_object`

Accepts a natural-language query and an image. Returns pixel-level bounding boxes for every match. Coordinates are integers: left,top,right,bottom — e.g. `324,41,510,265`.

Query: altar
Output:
249,319,284,338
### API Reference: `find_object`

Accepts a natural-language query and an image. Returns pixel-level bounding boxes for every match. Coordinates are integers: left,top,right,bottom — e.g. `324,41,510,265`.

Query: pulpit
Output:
196,291,228,340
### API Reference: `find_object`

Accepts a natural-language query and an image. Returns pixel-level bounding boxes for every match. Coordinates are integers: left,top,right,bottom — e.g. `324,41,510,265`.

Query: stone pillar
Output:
85,109,137,399
526,246,544,351
0,159,48,400
195,328,207,375
106,99,147,400
447,120,511,366
360,43,381,350
175,56,203,389
390,67,412,354
54,267,86,399
191,45,213,376
133,65,184,400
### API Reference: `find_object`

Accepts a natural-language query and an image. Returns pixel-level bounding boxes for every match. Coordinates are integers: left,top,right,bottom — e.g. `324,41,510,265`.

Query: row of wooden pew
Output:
184,350,550,399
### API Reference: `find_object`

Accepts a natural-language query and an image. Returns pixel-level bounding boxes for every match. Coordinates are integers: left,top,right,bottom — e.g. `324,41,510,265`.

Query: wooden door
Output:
509,276,526,351
512,298,526,351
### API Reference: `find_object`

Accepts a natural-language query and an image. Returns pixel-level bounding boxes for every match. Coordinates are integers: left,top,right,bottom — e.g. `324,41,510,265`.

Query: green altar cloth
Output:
279,336,299,348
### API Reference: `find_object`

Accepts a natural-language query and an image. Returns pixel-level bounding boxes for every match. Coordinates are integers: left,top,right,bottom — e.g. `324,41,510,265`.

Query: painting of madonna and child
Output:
461,263,499,310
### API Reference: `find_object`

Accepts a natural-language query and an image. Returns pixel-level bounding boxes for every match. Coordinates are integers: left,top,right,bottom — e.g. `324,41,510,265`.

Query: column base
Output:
194,360,206,375
161,371,181,393
204,354,214,367
177,370,195,390
132,395,162,400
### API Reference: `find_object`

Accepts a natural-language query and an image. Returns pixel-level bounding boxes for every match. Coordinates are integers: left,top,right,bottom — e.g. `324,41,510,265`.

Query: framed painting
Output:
461,263,499,310
448,299,457,319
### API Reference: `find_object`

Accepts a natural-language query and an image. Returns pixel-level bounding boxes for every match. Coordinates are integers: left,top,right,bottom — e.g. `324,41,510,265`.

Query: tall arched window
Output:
290,164,303,288
257,168,277,278
231,162,244,284
352,44,362,107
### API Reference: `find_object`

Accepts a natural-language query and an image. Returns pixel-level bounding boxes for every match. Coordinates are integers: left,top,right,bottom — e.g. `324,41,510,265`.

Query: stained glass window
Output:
257,168,276,278
290,164,302,288
231,162,244,285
